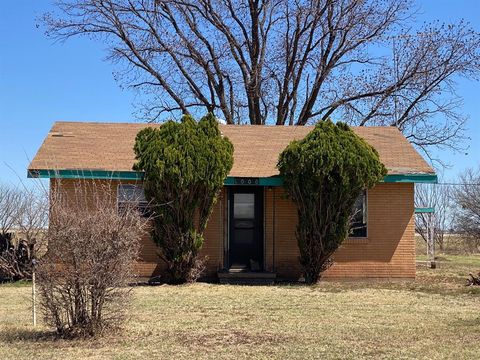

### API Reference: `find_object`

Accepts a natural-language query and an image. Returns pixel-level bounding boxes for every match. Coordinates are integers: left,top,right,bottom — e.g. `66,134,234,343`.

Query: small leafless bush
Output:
456,235,480,254
37,181,147,337
186,256,208,283
435,234,480,255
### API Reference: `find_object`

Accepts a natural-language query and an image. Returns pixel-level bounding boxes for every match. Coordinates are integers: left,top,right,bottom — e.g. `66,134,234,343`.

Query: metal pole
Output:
32,269,36,327
426,214,430,268
430,212,436,269
32,258,37,327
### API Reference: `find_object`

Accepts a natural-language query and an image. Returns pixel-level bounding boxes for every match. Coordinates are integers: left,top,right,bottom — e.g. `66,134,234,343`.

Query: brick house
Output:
29,121,436,281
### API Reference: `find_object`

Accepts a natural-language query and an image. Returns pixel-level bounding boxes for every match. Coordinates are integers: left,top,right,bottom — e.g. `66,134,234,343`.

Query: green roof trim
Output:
27,169,144,181
259,177,283,186
415,207,435,213
28,169,437,185
383,174,437,183
223,177,234,185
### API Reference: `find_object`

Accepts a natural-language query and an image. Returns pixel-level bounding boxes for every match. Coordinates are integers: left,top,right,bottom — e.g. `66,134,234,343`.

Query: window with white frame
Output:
117,184,149,217
350,191,367,237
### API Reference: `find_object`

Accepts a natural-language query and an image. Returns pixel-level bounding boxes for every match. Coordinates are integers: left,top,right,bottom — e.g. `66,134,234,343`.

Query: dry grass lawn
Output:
1,252,479,359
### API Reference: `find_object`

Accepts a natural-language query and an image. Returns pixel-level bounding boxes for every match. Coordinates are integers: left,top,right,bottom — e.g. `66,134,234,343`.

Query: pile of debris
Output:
466,272,480,286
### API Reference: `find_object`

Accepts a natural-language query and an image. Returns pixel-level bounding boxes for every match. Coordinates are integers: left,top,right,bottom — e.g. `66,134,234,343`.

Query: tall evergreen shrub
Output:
278,121,386,284
134,114,233,283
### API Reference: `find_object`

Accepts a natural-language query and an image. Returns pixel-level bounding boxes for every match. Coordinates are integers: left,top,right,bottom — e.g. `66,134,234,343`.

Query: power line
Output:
425,183,480,186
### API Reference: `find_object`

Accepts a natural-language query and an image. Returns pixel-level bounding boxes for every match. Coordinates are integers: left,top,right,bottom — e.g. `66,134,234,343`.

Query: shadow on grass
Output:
0,328,59,343
449,317,480,328
0,326,125,349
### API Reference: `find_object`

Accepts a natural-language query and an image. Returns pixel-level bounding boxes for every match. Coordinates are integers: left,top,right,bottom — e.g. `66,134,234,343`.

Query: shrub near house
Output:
278,121,387,284
37,183,146,337
133,114,234,284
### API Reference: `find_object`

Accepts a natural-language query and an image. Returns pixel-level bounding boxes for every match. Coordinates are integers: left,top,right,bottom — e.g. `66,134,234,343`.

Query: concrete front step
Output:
218,271,277,285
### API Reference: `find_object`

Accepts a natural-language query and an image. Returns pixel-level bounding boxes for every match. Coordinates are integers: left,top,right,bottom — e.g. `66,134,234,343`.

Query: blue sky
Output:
0,0,479,186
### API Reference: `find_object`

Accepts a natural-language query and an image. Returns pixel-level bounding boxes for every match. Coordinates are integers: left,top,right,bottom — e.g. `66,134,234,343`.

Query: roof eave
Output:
28,169,438,184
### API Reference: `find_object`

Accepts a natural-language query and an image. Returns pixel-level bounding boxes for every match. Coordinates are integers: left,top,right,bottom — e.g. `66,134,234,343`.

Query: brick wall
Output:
50,179,226,279
51,179,415,280
198,189,226,278
264,183,415,280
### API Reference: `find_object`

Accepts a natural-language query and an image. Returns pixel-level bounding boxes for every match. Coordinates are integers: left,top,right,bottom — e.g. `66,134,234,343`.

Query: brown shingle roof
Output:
29,121,434,177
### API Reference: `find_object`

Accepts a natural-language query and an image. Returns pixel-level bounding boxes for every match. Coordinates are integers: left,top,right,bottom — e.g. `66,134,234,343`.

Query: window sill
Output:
344,237,369,244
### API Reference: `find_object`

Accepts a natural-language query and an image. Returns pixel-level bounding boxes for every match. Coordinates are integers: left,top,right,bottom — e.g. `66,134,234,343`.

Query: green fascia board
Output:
259,177,283,186
415,207,435,213
383,174,437,183
28,169,144,181
28,169,284,186
28,169,437,185
223,177,235,185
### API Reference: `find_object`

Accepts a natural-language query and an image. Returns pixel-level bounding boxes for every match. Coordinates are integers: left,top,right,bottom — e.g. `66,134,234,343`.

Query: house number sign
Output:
234,177,260,185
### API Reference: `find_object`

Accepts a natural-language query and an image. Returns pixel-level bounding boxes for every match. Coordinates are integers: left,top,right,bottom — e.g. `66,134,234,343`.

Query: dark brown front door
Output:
228,186,264,271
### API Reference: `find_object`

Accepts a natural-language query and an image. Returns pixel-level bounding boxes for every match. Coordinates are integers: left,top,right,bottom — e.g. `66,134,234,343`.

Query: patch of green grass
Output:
416,254,480,286
0,280,31,288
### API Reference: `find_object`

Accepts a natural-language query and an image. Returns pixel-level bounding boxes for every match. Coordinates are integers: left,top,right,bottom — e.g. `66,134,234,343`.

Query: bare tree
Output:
0,184,22,238
453,167,480,253
43,0,480,155
37,180,147,337
415,182,452,250
0,185,49,281
15,189,49,259
0,184,23,280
